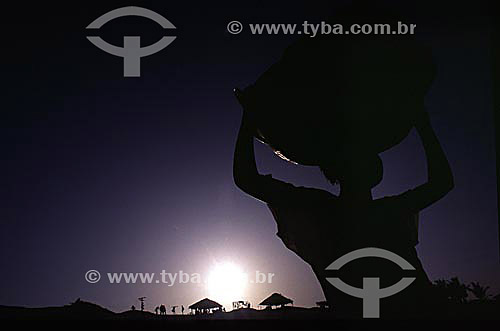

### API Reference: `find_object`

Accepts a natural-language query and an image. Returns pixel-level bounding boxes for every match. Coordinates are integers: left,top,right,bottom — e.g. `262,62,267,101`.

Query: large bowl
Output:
235,34,435,166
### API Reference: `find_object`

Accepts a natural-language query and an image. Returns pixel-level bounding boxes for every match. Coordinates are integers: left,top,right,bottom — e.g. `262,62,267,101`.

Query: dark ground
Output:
1,299,498,320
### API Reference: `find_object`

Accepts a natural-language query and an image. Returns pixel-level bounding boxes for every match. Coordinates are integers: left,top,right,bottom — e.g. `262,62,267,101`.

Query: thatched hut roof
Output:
188,298,222,310
259,293,293,307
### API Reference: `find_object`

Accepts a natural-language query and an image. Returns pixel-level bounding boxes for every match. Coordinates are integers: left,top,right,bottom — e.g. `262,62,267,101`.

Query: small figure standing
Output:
138,297,146,311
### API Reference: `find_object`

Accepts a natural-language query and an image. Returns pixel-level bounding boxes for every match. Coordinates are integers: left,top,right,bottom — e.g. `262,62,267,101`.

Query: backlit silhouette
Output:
233,3,453,318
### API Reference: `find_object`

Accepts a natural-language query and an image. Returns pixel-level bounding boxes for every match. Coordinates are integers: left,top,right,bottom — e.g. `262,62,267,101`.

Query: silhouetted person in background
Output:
138,297,146,311
159,304,166,315
233,109,454,318
155,306,159,315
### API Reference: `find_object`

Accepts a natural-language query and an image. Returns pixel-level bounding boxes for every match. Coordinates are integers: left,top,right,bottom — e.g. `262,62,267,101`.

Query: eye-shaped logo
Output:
326,247,416,318
86,6,176,77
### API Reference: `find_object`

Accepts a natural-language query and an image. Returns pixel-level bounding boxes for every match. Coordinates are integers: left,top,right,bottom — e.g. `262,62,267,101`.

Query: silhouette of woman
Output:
233,109,453,318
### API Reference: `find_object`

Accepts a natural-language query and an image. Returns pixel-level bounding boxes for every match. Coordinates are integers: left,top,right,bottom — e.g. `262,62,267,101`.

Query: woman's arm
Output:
233,110,317,204
395,110,454,212
232,86,334,204
233,111,260,192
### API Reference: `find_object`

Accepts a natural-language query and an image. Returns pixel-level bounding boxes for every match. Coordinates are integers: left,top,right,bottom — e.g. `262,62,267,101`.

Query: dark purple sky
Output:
0,0,498,312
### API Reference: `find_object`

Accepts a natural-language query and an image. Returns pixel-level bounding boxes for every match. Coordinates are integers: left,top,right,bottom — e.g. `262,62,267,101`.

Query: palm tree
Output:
468,282,491,302
432,279,449,301
446,277,469,304
433,277,469,303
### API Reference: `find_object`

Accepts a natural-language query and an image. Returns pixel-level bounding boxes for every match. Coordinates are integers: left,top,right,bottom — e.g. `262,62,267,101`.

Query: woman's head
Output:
320,153,383,190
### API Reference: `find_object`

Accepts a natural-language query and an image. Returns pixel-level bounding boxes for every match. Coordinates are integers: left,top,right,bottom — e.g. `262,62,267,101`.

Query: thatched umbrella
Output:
259,293,293,309
188,298,223,314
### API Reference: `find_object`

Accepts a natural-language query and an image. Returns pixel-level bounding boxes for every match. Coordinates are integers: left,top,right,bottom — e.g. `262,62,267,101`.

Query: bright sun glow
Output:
207,262,247,305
